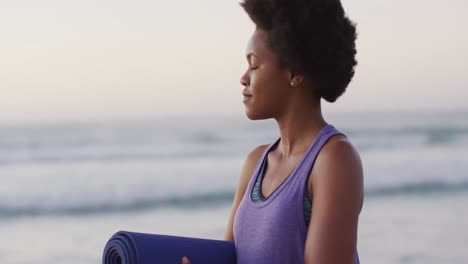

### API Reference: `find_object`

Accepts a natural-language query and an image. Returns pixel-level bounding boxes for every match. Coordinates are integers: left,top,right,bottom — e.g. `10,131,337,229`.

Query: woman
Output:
184,0,363,263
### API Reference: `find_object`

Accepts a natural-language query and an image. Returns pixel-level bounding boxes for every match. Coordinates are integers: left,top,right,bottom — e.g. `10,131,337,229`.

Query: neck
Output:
273,95,327,159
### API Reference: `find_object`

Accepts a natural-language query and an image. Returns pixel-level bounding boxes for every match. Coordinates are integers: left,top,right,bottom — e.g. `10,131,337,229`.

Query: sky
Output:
0,0,466,123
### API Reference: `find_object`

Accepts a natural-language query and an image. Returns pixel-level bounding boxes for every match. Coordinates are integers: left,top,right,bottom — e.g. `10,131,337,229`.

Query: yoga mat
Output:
102,231,236,264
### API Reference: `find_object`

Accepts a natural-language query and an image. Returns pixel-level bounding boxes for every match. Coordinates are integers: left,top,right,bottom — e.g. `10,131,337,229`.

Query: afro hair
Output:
240,0,358,102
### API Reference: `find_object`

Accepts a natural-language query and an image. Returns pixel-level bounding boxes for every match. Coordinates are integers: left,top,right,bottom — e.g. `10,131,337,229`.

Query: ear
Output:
289,72,304,87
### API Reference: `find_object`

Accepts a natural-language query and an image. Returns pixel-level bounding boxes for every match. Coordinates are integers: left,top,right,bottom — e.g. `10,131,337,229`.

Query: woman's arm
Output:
304,138,363,264
224,144,269,241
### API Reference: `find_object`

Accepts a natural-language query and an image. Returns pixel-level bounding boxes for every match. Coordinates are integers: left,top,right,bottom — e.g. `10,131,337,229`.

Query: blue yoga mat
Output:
102,231,237,264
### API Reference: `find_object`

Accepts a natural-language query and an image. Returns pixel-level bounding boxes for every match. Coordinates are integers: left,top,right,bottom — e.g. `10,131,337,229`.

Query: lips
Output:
242,91,252,97
242,92,252,103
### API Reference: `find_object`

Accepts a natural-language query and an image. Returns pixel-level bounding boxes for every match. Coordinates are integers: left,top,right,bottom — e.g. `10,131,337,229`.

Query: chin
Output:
244,108,272,120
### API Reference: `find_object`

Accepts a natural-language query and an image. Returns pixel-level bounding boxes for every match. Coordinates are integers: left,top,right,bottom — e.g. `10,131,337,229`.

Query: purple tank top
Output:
233,124,360,264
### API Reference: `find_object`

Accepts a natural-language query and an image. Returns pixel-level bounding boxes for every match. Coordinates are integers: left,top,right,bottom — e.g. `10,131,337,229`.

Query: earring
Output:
290,81,295,86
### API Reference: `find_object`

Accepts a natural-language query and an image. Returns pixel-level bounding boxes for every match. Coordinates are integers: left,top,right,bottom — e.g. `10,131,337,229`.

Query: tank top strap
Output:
294,124,346,185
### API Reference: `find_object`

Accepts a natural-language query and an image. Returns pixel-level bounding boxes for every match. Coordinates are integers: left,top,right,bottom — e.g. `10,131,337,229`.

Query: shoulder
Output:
239,144,270,186
231,143,270,202
247,144,270,166
311,134,363,209
319,134,362,167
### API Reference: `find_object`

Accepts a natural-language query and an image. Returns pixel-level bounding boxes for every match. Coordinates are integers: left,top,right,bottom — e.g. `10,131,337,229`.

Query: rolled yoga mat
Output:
102,231,237,264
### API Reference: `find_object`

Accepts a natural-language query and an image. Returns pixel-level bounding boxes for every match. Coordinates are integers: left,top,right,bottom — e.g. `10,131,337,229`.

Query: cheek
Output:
254,64,285,85
251,67,289,99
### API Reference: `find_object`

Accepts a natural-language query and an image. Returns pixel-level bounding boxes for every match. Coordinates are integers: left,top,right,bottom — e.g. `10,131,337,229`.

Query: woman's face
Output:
240,28,292,120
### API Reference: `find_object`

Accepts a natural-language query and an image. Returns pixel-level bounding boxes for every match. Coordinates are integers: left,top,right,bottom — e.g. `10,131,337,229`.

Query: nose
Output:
240,69,250,87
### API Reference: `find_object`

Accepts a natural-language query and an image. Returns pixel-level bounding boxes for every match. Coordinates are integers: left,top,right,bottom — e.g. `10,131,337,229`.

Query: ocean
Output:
1,111,467,263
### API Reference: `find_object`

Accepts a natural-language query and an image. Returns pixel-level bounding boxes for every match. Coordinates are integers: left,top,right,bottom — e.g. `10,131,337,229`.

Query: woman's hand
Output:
181,256,191,264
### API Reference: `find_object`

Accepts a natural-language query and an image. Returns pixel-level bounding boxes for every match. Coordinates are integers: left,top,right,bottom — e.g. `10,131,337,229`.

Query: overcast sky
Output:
0,0,466,123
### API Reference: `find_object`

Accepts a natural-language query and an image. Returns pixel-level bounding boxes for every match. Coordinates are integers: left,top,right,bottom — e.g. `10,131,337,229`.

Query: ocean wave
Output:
0,150,234,167
1,131,467,166
1,181,468,220
0,191,235,219
1,116,468,166
366,181,468,197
